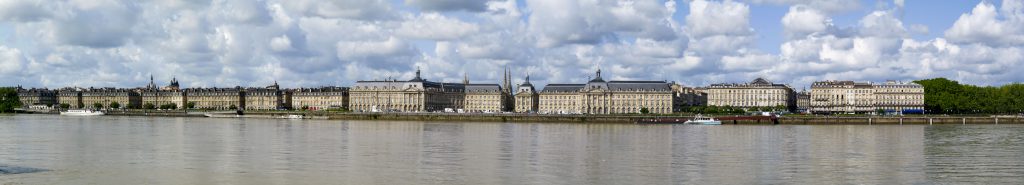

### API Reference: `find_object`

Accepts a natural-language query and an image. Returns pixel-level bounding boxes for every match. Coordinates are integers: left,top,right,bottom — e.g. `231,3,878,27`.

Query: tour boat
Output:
60,109,105,116
684,114,721,125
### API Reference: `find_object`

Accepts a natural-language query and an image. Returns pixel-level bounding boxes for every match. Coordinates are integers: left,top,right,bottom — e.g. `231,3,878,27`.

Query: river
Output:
1,114,1022,184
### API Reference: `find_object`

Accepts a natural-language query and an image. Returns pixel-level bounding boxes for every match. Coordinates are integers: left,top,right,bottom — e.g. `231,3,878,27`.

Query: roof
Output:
466,84,502,93
541,84,584,93
606,81,671,91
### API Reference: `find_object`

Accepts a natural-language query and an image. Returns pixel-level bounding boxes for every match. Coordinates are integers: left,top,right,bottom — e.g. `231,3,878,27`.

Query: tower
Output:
463,73,469,85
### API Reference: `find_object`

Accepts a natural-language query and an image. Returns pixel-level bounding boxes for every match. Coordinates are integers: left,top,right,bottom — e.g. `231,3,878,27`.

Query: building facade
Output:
464,84,507,113
140,77,186,109
57,88,83,109
16,87,57,108
796,90,811,114
291,86,349,111
81,88,142,109
514,75,539,113
538,69,675,114
670,83,707,112
706,78,795,111
185,87,244,110
350,68,465,112
243,82,284,111
811,80,924,114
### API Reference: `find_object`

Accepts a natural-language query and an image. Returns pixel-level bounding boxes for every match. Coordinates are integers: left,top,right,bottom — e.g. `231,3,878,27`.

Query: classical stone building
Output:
140,76,186,109
16,87,57,108
81,87,142,109
291,86,349,111
185,87,244,110
350,68,465,112
811,80,923,114
706,78,795,110
464,84,507,113
514,75,539,113
538,69,674,114
56,88,83,109
796,89,811,114
243,82,284,111
463,69,514,113
873,81,925,113
670,83,707,112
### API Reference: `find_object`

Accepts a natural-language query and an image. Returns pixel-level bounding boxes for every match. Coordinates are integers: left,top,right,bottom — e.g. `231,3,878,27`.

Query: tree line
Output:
914,78,1024,114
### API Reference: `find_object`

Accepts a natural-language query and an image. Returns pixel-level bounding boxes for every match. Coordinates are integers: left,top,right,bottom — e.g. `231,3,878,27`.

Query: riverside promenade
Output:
23,110,1024,124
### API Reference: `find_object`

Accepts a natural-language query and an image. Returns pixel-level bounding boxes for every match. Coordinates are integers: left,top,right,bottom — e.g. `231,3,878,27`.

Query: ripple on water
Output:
0,165,48,175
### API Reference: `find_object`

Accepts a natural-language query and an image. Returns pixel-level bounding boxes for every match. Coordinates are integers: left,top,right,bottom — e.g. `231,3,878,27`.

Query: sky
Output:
1,0,1022,90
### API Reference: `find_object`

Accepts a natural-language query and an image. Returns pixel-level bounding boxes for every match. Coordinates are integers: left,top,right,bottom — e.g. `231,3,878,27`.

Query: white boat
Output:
280,115,304,119
684,114,721,125
60,109,105,116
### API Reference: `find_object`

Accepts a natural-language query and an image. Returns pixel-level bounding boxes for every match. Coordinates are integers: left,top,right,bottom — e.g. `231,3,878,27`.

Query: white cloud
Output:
747,0,860,14
405,0,497,12
945,1,1024,46
0,46,26,75
781,5,830,39
0,0,52,22
686,0,752,38
396,13,480,40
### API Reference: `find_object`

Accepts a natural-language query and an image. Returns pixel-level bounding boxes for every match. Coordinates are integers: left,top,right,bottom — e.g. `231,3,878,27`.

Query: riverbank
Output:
17,110,1024,124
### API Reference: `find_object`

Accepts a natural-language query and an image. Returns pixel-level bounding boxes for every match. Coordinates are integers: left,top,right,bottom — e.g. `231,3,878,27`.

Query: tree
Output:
0,88,21,113
639,107,650,114
109,102,120,109
229,104,237,110
59,103,71,109
93,102,103,109
301,105,310,111
186,102,196,109
143,103,156,110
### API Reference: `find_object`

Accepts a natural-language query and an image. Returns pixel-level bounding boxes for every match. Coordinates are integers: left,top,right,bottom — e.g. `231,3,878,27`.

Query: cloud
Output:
0,0,52,22
396,13,480,40
405,0,497,12
945,1,1024,46
747,0,860,14
0,46,26,75
781,5,831,39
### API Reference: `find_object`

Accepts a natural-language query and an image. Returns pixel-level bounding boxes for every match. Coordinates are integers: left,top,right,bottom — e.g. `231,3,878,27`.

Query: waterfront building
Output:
81,87,142,109
514,75,539,113
16,87,57,108
538,69,674,114
463,69,515,113
243,82,284,111
706,78,795,110
56,88,83,109
811,80,924,114
796,89,811,114
290,86,349,111
464,84,507,113
350,68,465,112
873,81,925,113
140,76,186,109
184,87,244,110
670,83,707,112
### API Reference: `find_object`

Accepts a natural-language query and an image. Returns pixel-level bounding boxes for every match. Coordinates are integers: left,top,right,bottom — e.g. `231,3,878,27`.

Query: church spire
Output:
463,72,469,85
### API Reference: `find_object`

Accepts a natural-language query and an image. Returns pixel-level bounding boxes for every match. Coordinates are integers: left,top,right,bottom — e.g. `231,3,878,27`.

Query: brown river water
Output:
1,114,1022,184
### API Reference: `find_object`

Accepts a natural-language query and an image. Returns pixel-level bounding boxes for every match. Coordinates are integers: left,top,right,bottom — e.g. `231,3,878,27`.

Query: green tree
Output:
93,102,103,109
229,104,237,110
0,88,22,113
109,102,120,109
59,103,71,109
186,102,196,109
639,107,650,114
301,105,310,111
143,103,156,110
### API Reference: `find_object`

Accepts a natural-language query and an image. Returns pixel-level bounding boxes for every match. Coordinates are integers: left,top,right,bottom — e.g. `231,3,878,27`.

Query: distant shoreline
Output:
13,111,1024,125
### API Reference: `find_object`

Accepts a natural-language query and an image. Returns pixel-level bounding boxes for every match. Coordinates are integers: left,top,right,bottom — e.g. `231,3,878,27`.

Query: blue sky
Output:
1,0,1022,89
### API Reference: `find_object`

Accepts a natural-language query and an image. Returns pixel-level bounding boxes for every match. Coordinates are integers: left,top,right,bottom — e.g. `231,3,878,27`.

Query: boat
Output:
280,115,304,119
60,109,105,116
684,114,721,125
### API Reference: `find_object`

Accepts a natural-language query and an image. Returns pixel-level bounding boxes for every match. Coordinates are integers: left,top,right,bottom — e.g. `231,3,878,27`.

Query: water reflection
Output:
0,115,1022,184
